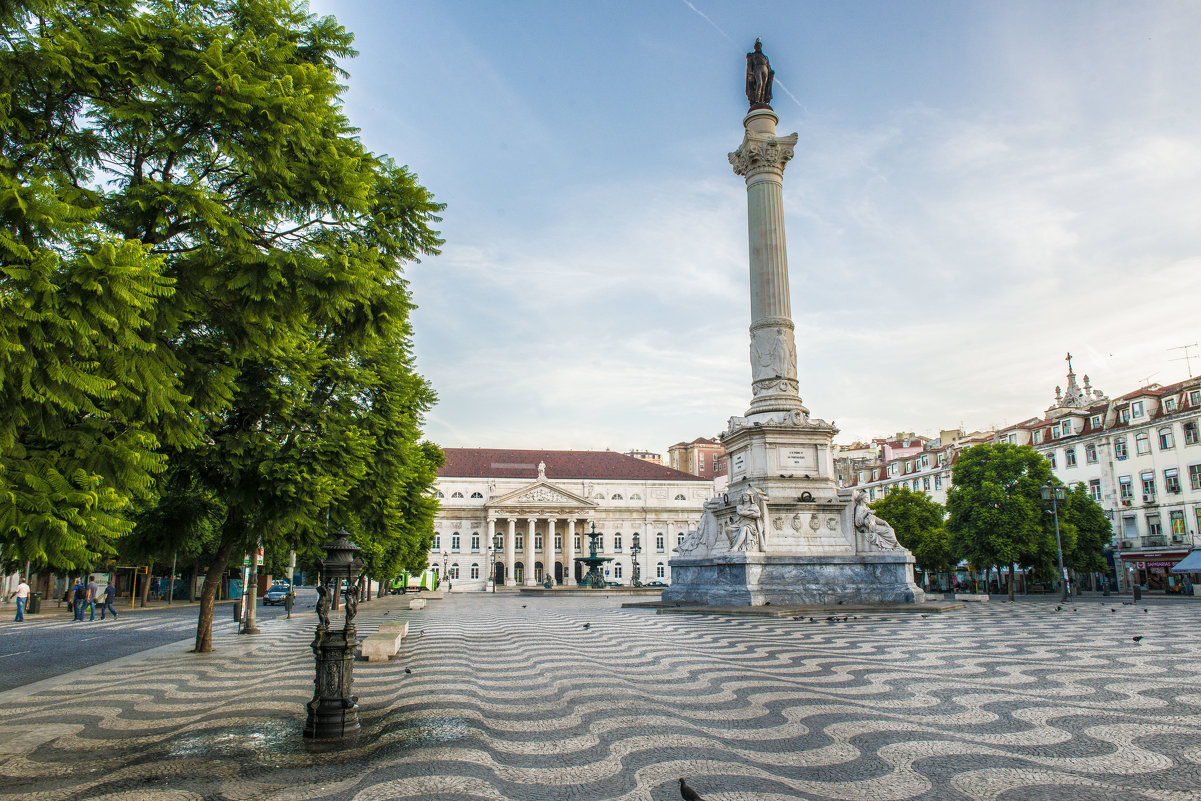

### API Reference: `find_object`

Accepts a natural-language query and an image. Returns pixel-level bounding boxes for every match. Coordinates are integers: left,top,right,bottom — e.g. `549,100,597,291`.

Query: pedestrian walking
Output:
71,577,86,621
99,581,119,620
150,577,160,601
8,575,30,622
86,575,99,621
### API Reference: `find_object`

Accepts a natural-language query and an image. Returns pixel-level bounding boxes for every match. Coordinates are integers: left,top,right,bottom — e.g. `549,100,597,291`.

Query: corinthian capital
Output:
729,132,799,177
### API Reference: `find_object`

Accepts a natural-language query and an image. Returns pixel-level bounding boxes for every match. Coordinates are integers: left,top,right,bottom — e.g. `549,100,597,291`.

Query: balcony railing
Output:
1142,534,1168,547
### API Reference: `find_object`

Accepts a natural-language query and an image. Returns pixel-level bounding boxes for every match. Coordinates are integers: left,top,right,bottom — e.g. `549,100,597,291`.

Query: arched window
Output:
470,564,480,579
450,563,459,580
614,533,623,552
451,533,460,551
594,493,605,500
611,493,623,500
674,494,686,501
614,564,622,579
656,533,664,551
656,563,665,578
433,490,443,499
451,491,464,498
630,493,642,500
470,491,483,498
471,533,480,551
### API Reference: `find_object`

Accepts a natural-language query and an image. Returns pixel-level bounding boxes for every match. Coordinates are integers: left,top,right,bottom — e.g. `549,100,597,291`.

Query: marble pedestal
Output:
662,552,923,606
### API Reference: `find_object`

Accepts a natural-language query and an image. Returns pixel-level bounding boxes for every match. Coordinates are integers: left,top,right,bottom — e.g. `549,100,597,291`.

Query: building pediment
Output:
489,481,596,509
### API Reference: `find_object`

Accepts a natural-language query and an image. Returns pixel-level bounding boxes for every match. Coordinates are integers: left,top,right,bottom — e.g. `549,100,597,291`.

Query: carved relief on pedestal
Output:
853,489,903,551
726,486,768,552
749,326,797,383
675,496,724,558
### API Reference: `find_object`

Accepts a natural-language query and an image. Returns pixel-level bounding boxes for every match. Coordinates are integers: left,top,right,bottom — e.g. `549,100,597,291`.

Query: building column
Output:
486,517,496,589
525,517,538,586
505,518,516,587
565,519,577,586
546,517,557,585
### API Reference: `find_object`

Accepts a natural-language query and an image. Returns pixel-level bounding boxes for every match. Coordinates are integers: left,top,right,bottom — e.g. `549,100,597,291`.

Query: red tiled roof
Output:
438,448,709,481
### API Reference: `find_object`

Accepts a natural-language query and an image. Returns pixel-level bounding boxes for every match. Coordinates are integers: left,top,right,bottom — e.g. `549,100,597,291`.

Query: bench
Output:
408,598,426,610
952,593,989,602
360,631,402,662
378,621,408,638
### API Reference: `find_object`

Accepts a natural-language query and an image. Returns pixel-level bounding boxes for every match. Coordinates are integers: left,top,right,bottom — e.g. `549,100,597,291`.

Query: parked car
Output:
263,583,291,605
605,581,622,588
645,581,667,588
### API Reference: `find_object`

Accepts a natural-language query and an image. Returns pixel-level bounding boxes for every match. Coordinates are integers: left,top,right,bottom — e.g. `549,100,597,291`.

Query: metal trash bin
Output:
26,592,41,614
233,600,243,622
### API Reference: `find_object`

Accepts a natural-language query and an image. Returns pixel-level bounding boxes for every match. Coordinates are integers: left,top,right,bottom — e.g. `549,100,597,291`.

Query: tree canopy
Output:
869,487,955,577
1,0,444,650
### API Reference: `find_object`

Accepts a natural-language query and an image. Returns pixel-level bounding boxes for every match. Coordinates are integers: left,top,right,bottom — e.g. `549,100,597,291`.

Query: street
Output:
0,587,316,692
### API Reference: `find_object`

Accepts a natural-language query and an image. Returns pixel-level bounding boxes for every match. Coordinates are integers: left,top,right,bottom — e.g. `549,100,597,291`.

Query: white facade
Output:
431,450,712,591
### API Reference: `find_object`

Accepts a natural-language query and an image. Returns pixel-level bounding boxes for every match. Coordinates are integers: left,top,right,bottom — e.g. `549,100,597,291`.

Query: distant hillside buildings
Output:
842,356,1201,593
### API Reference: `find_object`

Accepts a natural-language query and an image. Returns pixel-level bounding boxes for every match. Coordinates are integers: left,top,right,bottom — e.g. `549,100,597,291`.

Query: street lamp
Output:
304,531,363,741
1041,480,1069,602
630,533,642,587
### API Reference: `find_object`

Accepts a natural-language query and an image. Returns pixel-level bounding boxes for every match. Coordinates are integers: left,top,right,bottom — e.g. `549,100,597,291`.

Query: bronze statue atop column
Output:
745,38,774,108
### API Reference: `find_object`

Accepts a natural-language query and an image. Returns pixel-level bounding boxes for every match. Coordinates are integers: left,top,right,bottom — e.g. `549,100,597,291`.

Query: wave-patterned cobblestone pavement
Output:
2,595,1200,800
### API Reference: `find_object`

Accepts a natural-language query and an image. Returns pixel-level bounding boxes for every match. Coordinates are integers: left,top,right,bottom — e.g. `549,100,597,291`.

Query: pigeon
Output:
1132,636,1144,643
679,778,706,801
1055,606,1062,611
522,605,527,608
1111,608,1117,613
404,668,412,674
808,617,815,623
1144,609,1149,613
582,623,590,629
920,614,929,618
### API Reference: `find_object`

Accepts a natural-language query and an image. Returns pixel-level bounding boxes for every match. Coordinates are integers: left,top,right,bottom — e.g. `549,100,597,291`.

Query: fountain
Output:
573,523,613,588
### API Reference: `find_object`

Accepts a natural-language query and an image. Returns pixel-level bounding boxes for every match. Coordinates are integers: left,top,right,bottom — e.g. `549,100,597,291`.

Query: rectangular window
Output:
614,534,622,552
1165,398,1177,413
574,535,581,551
869,488,875,500
1035,430,1044,444
554,534,562,551
1085,443,1097,463
1048,453,1057,469
1115,436,1128,459
1159,426,1175,450
1061,421,1073,437
494,533,503,551
433,534,441,551
1119,408,1130,423
1147,514,1161,537
516,533,524,550
1141,471,1156,499
1119,477,1134,502
1064,447,1077,467
471,534,480,551
534,534,543,550
1191,389,1201,406
656,534,665,551
1136,433,1151,455
1191,464,1201,491
1185,421,1199,445
1088,478,1102,502
451,534,460,552
1132,400,1145,418
1170,510,1186,536
1091,414,1102,428
923,476,931,491
614,564,622,579
1164,468,1181,494
656,564,665,579
934,475,942,490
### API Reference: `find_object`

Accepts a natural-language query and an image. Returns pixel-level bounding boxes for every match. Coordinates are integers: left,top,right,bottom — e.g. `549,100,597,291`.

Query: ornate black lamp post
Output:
1041,481,1069,602
303,532,363,741
630,533,642,587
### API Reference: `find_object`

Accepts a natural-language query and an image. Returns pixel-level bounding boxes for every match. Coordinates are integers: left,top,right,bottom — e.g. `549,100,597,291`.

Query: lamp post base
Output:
303,628,360,740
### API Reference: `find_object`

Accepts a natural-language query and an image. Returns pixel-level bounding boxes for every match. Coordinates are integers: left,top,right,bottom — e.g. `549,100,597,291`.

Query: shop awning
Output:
1170,550,1201,574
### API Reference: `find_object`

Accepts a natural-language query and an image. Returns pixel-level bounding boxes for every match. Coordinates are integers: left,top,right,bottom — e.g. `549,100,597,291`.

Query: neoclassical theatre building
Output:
430,449,712,590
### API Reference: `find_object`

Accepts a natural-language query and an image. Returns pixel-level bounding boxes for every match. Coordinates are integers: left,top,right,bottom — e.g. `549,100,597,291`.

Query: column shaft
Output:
506,518,516,587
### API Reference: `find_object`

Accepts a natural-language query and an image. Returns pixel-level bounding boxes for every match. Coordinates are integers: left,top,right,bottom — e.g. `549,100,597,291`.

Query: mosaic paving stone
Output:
1,595,1199,800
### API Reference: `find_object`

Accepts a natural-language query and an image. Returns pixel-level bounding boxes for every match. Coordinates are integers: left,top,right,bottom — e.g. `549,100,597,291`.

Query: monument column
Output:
729,106,805,419
506,518,516,587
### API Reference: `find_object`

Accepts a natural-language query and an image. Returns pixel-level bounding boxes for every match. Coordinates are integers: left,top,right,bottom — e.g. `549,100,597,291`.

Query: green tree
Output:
6,0,444,650
1063,483,1110,586
869,487,954,584
946,443,1056,598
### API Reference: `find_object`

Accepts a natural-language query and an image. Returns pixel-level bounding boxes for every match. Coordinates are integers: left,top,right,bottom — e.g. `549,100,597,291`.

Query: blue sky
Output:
308,0,1201,452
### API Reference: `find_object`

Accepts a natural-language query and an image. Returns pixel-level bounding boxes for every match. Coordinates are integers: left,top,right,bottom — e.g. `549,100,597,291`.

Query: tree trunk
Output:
194,539,237,653
1008,562,1016,600
140,559,154,608
243,547,260,634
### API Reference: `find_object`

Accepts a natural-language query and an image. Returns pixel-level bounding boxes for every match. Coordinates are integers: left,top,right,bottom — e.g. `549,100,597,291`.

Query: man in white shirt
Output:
8,576,30,622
